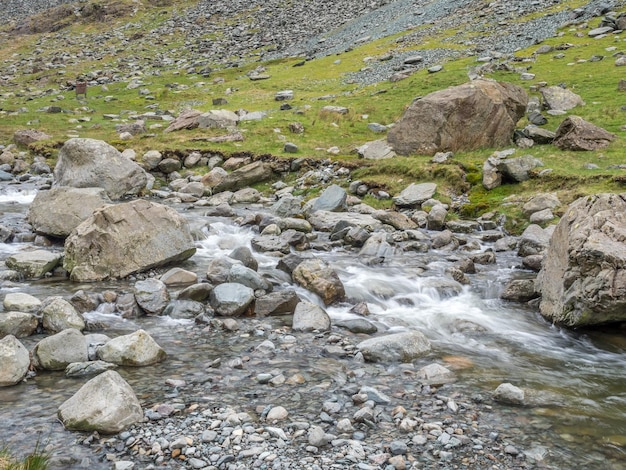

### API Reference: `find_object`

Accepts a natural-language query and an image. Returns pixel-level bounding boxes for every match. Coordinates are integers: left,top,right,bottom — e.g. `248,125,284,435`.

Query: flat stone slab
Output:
5,250,63,278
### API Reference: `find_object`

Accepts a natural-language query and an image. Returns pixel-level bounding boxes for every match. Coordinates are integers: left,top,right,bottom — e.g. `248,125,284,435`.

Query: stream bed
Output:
0,179,625,469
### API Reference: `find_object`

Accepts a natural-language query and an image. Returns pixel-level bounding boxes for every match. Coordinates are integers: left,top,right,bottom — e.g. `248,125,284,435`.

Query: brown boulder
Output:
387,80,528,156
553,116,616,151
13,129,52,146
164,109,202,133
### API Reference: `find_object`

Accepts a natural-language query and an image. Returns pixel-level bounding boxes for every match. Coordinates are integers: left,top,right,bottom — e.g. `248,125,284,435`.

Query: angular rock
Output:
0,335,30,386
3,293,41,313
357,331,432,363
53,138,147,200
307,211,380,232
522,193,561,216
0,311,38,338
228,264,271,292
197,109,239,129
498,155,543,182
393,183,437,208
134,278,170,315
553,116,616,151
58,370,143,433
162,300,206,320
255,290,300,316
312,184,347,212
13,129,52,146
373,210,417,230
388,80,527,155
292,301,331,332
65,360,117,378
64,200,196,281
357,139,396,160
501,279,539,302
5,250,62,279
540,86,585,111
33,328,88,371
518,224,553,257
164,109,203,133
213,161,273,193
41,296,85,333
292,259,345,305
537,194,626,326
209,283,255,316
28,187,112,238
97,329,166,366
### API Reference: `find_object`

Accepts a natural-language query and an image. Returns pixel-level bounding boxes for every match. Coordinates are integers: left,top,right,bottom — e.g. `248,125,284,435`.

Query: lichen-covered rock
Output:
292,259,345,306
537,193,626,326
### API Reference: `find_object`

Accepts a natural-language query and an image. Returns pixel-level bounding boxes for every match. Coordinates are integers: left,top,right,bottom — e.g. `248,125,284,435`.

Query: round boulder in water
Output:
209,283,255,317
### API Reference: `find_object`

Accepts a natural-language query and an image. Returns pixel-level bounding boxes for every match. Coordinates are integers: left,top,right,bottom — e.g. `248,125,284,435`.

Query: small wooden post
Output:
75,81,87,99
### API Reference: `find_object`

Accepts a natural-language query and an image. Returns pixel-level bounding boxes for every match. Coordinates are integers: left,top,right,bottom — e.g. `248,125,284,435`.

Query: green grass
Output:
0,446,48,470
1,0,626,233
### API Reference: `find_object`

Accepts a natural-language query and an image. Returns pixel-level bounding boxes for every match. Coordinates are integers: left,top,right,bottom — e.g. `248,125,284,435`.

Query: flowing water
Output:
0,180,625,469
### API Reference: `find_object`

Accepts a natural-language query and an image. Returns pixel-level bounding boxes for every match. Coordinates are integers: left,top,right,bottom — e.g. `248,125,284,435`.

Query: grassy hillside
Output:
0,0,625,232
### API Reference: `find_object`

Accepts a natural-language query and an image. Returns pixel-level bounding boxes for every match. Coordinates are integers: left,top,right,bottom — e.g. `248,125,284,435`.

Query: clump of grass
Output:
0,443,48,470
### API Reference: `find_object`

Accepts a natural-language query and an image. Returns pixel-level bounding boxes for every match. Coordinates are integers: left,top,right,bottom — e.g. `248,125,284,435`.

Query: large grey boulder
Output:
33,328,88,370
5,250,63,279
292,301,331,332
357,331,432,363
213,161,273,193
0,312,38,338
209,283,255,316
312,184,347,212
64,199,196,281
0,335,30,386
553,116,616,151
53,138,147,200
393,183,437,208
58,370,143,433
537,194,626,326
134,278,170,315
28,187,112,238
97,329,166,366
41,296,85,333
292,259,345,306
387,80,527,155
522,193,561,217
